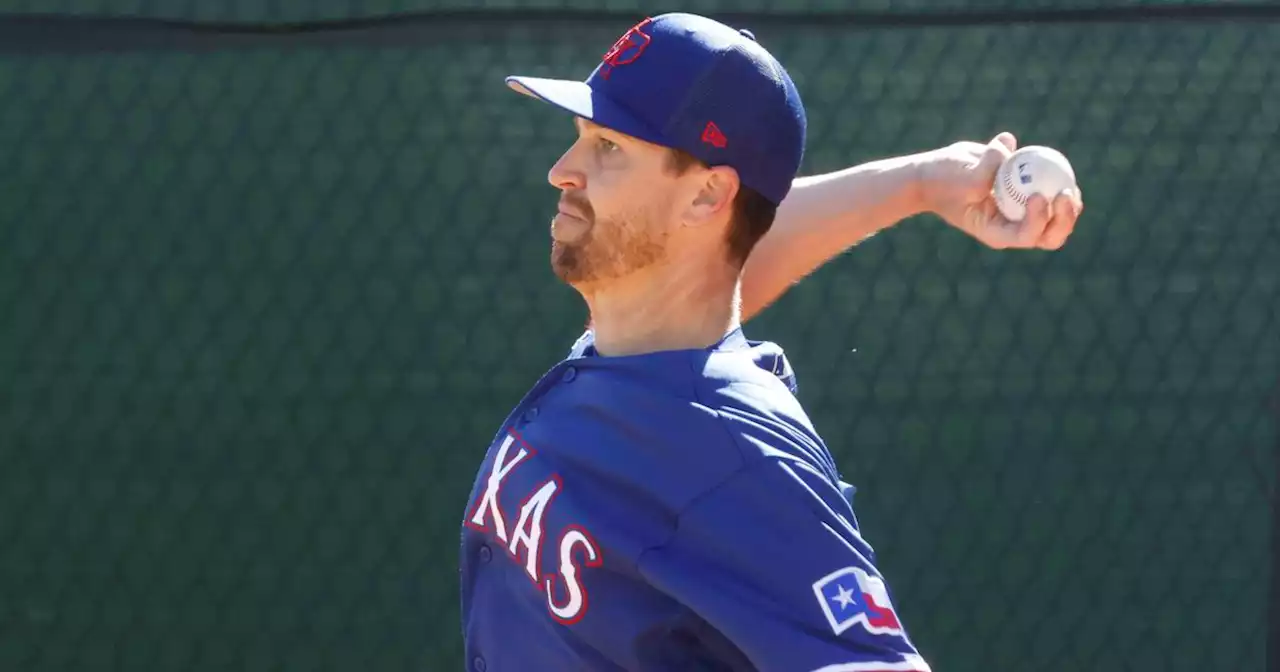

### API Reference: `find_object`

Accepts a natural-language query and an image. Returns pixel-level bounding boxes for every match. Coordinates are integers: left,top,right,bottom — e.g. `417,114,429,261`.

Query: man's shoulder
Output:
704,336,798,395
695,334,806,422
556,328,830,467
547,329,840,506
698,338,839,476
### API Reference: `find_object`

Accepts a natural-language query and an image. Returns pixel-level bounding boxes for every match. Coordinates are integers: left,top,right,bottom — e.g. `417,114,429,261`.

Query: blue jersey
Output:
459,328,929,672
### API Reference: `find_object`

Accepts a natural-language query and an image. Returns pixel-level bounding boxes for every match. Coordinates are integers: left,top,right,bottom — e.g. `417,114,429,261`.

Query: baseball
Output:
993,146,1077,221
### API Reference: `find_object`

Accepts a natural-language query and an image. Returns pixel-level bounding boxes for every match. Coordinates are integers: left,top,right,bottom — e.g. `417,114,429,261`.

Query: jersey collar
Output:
572,326,749,359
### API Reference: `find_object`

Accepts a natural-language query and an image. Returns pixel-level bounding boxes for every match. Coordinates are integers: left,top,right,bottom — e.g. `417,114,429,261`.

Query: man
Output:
460,12,1081,672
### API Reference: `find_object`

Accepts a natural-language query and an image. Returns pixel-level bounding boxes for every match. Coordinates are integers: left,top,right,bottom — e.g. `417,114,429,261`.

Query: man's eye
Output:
598,138,619,153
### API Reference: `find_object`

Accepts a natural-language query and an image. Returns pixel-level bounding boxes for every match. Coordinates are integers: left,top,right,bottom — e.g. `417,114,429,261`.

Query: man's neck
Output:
580,260,741,357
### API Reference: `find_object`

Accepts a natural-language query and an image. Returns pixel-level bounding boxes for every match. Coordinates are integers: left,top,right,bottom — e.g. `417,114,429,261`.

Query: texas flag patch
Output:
812,566,903,636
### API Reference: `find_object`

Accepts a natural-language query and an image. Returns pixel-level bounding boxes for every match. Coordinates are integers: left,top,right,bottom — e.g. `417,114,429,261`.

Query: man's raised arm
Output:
740,133,1084,322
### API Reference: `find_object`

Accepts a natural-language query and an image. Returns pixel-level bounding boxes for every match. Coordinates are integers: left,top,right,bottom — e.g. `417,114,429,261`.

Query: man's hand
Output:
918,132,1084,251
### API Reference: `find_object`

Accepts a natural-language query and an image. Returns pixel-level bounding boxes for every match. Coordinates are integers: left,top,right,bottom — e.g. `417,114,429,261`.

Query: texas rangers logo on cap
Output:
812,566,903,636
599,18,653,79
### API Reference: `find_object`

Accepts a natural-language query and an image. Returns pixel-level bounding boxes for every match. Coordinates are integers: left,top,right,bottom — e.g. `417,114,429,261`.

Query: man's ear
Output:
683,165,739,228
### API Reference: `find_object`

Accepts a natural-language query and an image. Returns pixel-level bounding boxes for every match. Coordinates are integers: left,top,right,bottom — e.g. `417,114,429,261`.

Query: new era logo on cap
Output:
504,12,806,206
702,121,727,148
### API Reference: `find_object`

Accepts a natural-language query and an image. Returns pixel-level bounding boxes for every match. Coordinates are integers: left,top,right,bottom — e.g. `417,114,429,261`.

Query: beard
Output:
551,197,668,286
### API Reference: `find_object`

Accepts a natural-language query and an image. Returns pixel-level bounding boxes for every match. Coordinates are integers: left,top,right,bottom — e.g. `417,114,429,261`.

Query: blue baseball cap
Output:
505,13,807,206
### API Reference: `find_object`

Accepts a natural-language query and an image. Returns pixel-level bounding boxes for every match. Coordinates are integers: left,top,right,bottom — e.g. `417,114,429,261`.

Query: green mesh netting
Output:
0,7,1276,672
0,0,1275,22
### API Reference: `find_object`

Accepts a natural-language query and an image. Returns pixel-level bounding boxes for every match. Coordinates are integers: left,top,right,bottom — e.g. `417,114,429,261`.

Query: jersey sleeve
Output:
636,457,930,672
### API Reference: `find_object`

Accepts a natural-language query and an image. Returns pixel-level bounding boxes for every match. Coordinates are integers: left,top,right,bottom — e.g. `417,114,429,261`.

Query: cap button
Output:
738,28,756,41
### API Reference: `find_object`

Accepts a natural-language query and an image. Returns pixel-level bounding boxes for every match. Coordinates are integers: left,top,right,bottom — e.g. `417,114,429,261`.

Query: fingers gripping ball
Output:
994,146,1077,221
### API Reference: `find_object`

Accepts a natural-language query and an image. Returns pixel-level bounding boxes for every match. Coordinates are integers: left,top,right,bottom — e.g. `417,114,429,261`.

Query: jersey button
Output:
562,366,577,383
523,406,539,422
478,545,492,563
472,656,487,672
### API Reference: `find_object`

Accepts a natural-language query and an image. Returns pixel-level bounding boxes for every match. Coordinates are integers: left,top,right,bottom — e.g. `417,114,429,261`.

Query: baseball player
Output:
459,12,1082,672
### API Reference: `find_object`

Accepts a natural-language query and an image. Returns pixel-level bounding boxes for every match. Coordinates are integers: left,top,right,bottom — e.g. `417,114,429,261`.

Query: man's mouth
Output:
557,206,587,221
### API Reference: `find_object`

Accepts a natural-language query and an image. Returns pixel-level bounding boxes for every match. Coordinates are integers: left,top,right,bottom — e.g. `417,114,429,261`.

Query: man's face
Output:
546,118,686,286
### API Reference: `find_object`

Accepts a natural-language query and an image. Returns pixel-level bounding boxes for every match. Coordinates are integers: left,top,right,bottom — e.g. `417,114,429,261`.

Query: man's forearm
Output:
740,153,928,322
